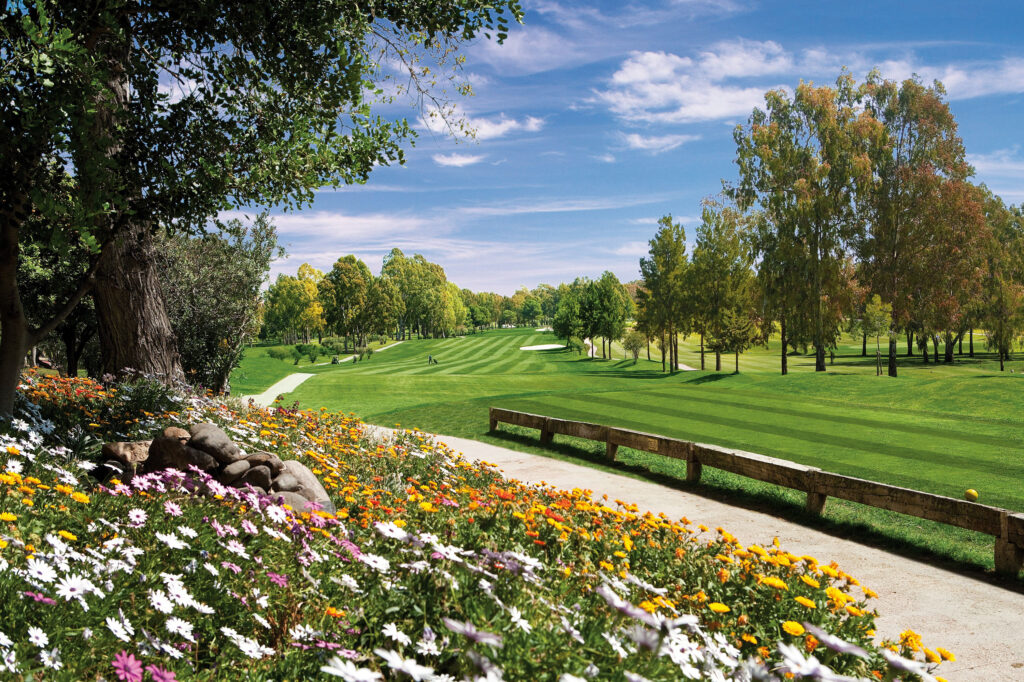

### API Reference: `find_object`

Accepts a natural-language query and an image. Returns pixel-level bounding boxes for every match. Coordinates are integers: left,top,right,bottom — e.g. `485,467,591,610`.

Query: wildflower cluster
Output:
0,373,952,680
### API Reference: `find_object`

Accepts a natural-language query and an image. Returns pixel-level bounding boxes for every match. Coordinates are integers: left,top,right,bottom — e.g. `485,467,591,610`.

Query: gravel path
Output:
243,373,315,407
372,427,1024,681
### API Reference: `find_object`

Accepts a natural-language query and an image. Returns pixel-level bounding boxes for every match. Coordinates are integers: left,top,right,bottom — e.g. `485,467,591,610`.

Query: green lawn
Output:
233,327,1024,574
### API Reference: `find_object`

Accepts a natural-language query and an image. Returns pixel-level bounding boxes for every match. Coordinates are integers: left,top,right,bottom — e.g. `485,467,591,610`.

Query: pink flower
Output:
111,650,143,682
145,664,178,682
221,561,242,574
164,501,182,517
267,572,288,587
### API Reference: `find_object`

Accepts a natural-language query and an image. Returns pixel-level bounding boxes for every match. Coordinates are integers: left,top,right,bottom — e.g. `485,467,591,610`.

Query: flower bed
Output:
0,372,952,680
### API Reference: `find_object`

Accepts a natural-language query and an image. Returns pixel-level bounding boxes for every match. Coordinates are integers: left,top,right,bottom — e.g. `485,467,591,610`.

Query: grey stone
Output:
239,464,272,490
219,460,251,485
272,491,310,511
245,451,285,474
189,422,243,463
281,460,333,512
143,437,218,473
271,473,300,492
102,441,151,467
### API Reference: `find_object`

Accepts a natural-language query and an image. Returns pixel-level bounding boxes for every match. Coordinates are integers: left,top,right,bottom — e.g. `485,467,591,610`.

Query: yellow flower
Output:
639,600,658,613
845,604,865,617
5,446,18,455
741,633,758,644
71,492,90,504
762,576,788,591
0,512,16,522
800,575,820,589
708,602,730,614
924,648,941,664
58,530,77,542
418,501,436,512
936,647,956,662
795,596,816,609
862,586,878,599
782,621,805,636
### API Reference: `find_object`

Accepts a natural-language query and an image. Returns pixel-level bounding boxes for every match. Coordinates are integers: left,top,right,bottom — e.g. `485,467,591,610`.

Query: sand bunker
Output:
520,344,564,351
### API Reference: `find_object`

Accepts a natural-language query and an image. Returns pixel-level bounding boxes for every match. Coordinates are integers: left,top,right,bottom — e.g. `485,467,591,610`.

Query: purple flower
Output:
267,572,288,587
145,664,178,682
164,501,182,517
111,650,143,682
23,591,56,605
221,561,241,574
441,618,503,648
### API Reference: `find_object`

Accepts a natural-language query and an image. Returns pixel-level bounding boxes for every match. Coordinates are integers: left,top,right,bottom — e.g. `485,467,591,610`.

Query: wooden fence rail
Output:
488,407,1024,575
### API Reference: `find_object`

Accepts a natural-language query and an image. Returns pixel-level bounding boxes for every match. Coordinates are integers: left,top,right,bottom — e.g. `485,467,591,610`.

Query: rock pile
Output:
100,423,333,513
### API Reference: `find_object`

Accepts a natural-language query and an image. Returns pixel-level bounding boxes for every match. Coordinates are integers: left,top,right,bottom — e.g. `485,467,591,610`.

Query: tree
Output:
639,216,687,372
593,271,630,360
690,199,753,372
553,282,585,345
156,214,279,392
707,307,761,373
0,1,522,416
321,255,372,351
519,297,542,326
732,73,871,373
982,192,1024,372
856,72,973,376
622,330,645,365
861,294,893,376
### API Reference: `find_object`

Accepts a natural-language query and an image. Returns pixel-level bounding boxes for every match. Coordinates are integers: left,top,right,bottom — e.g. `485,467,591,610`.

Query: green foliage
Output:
622,330,646,364
266,347,291,363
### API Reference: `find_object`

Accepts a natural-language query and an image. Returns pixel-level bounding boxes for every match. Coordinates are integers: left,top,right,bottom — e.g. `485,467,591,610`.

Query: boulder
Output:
143,437,219,474
280,460,333,512
245,451,285,474
270,473,300,492
272,491,311,512
189,423,243,463
162,426,190,444
101,441,152,468
219,460,251,485
239,465,272,490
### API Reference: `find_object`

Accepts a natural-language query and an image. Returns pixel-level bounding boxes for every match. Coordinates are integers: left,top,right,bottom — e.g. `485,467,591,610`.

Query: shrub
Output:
266,347,290,363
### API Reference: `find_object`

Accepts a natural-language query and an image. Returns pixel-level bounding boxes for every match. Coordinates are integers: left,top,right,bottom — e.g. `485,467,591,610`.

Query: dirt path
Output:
373,427,1024,681
243,373,315,407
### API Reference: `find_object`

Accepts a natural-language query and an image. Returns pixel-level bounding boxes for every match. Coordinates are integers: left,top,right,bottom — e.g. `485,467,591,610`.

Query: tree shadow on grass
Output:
486,426,1024,593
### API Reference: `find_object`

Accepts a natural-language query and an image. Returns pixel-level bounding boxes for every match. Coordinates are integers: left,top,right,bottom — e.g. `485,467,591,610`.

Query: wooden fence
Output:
488,407,1024,575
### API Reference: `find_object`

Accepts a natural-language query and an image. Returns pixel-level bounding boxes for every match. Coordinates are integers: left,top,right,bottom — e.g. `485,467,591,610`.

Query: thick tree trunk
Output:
944,334,954,363
958,334,963,355
93,222,183,380
1000,351,1005,372
969,328,974,357
862,332,867,357
715,350,721,372
780,319,788,376
932,335,939,363
646,339,650,361
814,344,826,372
888,336,898,377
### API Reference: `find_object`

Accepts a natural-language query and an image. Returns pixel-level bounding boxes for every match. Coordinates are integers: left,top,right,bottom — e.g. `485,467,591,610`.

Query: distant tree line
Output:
261,249,566,347
636,70,1024,375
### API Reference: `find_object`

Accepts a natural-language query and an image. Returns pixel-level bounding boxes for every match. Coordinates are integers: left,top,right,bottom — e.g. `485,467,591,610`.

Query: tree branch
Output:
28,238,111,345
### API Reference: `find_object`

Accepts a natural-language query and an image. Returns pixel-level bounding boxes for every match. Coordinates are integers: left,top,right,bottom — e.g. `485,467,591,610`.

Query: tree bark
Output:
780,319,788,376
734,350,739,373
93,222,183,380
888,336,898,377
715,350,721,372
944,333,954,363
932,335,939,363
906,329,913,356
969,327,974,357
814,343,826,372
646,339,650,361
922,339,929,364
700,332,705,370
958,334,963,355
660,333,666,372
862,331,867,356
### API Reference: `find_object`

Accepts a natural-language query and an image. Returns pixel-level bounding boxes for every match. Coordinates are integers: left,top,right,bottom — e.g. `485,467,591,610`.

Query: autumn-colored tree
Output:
731,73,871,372
856,72,975,375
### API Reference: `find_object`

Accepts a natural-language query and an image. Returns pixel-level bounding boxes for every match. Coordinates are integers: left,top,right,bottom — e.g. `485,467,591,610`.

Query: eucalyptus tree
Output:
0,0,522,415
855,72,975,375
731,73,871,372
322,255,373,351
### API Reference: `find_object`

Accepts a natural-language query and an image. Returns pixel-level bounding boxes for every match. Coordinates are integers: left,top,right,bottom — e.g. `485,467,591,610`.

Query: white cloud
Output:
596,45,789,124
472,25,587,75
455,193,671,217
420,109,545,141
611,241,651,257
969,147,1024,177
594,153,616,163
621,132,700,154
433,153,487,167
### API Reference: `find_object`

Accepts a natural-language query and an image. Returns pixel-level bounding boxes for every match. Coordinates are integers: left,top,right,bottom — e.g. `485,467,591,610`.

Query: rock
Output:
219,460,251,485
189,423,243,463
280,460,333,512
271,473,300,492
239,465,272,490
143,437,218,474
101,441,151,467
162,426,191,443
245,451,285,474
272,491,311,511
228,481,266,496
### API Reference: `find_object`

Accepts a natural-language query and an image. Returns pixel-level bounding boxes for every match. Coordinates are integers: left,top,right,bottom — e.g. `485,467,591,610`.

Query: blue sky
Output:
249,0,1024,295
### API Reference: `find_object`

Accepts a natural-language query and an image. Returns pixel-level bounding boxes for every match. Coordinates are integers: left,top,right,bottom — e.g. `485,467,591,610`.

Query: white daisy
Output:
27,627,47,648
382,623,411,646
25,558,57,584
166,616,196,643
320,656,383,681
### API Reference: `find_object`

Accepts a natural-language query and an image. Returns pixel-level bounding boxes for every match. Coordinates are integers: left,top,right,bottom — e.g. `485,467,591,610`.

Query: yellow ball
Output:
964,489,979,502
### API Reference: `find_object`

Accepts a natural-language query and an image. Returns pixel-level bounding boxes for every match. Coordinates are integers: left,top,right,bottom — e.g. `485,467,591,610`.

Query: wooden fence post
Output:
686,444,702,483
540,418,553,447
606,441,619,460
488,408,498,432
805,468,827,514
995,512,1024,576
